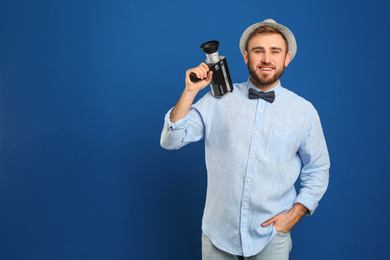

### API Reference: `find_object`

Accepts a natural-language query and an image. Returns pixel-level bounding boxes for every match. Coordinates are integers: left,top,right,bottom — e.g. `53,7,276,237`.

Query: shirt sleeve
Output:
295,106,330,215
160,93,212,150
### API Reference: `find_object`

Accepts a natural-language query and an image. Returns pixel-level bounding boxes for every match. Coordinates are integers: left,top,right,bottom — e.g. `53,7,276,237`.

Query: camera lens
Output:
200,41,219,54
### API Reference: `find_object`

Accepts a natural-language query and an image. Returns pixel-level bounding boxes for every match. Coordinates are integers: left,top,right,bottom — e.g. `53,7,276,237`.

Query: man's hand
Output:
262,203,308,233
185,62,213,93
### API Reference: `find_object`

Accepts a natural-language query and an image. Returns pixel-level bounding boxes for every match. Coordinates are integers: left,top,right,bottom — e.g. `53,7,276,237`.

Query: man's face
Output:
244,33,290,91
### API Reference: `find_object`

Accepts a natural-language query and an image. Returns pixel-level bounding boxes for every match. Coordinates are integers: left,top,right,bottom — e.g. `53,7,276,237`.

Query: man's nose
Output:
261,52,271,64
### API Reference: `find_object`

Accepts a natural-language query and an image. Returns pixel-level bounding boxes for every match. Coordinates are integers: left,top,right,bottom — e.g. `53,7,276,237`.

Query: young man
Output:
160,19,330,260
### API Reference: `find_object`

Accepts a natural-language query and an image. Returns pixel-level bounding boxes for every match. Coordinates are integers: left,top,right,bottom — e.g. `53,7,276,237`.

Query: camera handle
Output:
189,73,201,83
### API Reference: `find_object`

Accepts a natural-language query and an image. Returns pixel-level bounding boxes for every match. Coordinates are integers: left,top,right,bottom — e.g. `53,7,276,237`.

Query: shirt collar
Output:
246,78,282,96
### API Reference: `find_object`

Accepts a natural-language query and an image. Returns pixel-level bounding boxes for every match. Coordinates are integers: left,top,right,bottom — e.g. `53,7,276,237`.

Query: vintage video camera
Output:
190,41,233,97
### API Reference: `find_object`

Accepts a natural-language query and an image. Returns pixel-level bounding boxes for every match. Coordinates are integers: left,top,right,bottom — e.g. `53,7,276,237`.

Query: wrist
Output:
289,203,308,219
183,87,199,98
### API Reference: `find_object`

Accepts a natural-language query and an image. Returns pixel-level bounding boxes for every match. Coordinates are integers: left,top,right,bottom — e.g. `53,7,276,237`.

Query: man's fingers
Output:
206,71,213,82
262,217,276,227
199,62,209,71
188,63,210,81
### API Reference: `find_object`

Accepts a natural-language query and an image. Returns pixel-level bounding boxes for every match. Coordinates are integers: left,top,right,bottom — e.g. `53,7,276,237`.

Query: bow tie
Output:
248,88,275,103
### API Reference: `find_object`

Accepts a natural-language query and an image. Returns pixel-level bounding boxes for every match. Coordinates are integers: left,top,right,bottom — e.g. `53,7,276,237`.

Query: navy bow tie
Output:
248,88,275,103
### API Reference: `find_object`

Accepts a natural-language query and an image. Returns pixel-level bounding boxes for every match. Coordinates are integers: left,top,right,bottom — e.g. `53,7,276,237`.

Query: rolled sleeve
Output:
295,107,330,215
160,106,206,150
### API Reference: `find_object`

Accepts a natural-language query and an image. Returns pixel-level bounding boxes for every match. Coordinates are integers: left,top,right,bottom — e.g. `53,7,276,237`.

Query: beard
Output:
247,58,285,87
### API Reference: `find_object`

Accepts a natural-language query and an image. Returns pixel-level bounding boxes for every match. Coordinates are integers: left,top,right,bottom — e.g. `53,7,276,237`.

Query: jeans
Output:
202,232,292,260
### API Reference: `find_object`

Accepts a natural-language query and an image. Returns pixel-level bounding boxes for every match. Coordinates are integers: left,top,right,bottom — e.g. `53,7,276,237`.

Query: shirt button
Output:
243,203,247,206
283,133,287,136
250,155,254,158
258,109,262,112
242,228,245,232
254,131,258,135
246,179,250,183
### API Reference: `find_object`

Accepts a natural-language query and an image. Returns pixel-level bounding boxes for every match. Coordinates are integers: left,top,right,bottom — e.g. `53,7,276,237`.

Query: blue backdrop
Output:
1,0,389,259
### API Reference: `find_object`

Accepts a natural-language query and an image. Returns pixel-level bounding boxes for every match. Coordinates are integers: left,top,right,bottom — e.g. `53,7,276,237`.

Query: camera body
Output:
190,41,233,98
207,56,233,97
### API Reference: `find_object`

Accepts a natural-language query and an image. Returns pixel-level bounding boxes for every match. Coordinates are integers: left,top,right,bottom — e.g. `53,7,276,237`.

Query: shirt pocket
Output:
266,128,297,162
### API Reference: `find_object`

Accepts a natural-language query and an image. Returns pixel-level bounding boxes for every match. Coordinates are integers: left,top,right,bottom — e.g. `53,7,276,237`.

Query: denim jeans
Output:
202,232,292,260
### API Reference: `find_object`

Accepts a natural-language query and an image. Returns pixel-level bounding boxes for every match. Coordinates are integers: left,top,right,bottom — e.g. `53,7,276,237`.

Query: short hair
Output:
246,25,289,53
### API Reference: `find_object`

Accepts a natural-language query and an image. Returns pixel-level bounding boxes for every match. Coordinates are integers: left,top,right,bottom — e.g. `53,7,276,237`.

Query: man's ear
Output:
285,52,291,67
244,50,249,65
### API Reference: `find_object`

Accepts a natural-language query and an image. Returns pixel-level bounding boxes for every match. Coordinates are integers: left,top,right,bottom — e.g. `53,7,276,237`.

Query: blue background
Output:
1,0,389,259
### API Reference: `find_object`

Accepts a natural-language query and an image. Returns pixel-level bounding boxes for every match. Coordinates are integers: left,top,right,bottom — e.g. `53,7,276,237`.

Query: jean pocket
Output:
266,128,297,161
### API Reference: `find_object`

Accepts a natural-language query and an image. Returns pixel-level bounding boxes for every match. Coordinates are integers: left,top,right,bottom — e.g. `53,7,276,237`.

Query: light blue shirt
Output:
160,79,330,257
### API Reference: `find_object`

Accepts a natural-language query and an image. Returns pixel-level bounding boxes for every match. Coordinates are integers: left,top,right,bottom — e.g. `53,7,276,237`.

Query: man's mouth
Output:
259,67,274,72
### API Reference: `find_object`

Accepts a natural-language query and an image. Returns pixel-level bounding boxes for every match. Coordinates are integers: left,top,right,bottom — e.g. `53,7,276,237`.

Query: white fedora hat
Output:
239,19,297,62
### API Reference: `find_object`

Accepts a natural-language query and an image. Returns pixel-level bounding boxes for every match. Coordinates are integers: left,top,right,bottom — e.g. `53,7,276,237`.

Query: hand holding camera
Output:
185,63,213,93
169,40,233,123
189,40,233,98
